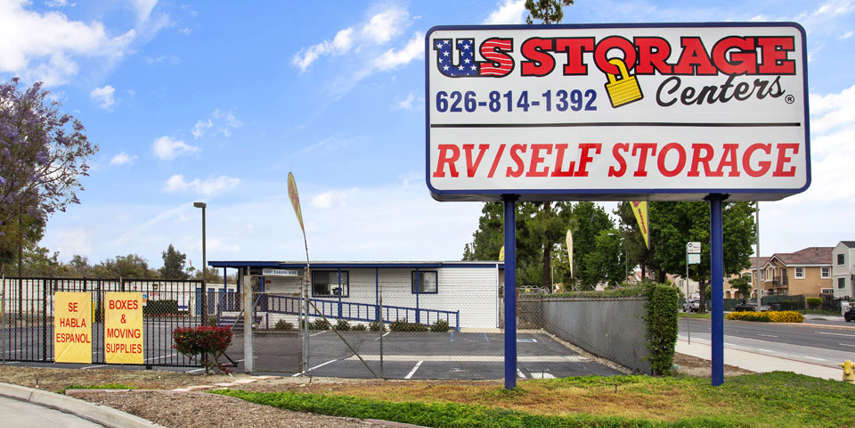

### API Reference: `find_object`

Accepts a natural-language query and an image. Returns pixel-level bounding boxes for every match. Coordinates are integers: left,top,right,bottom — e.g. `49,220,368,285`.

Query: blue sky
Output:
4,0,854,268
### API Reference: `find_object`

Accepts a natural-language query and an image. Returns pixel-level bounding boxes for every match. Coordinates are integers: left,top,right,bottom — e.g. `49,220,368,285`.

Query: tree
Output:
0,78,97,234
525,0,574,24
94,254,155,278
731,275,752,301
160,244,188,279
564,202,616,289
621,201,756,311
68,255,92,277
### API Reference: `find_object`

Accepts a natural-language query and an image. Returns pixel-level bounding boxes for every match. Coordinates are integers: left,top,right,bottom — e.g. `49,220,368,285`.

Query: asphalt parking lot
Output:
228,330,622,379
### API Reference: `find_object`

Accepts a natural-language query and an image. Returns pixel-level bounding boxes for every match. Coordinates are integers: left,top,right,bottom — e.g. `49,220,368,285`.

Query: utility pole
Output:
755,202,761,308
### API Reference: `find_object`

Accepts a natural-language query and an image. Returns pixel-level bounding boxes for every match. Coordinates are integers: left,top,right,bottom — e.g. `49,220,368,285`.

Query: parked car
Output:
845,306,855,322
733,302,770,312
683,300,700,312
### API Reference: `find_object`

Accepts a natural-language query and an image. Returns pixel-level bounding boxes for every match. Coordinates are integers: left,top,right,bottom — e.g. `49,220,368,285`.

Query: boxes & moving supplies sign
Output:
425,23,809,202
104,292,144,364
54,292,92,364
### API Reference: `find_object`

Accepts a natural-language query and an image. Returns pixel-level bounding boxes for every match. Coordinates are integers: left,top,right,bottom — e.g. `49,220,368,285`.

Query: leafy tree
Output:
619,201,756,311
94,254,155,279
0,212,44,274
68,255,92,277
160,244,189,279
565,202,616,289
192,267,222,283
731,275,752,301
525,0,574,24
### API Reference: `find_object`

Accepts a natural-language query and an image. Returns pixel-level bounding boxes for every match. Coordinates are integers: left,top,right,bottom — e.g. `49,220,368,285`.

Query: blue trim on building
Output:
209,261,503,270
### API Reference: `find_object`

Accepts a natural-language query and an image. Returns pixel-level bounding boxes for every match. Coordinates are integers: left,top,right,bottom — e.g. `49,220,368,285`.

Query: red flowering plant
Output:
173,326,233,374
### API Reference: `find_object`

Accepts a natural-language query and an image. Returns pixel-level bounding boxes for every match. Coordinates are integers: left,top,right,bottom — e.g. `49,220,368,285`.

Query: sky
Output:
3,0,854,269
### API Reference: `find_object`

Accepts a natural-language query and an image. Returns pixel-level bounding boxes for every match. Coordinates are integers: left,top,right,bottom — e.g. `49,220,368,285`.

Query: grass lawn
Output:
214,372,855,428
678,312,710,319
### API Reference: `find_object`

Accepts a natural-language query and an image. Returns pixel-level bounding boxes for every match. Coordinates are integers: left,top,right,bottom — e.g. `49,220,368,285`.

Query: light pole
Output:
194,202,207,323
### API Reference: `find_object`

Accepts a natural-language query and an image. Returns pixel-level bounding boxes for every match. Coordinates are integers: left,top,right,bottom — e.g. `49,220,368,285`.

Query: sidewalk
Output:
675,339,841,380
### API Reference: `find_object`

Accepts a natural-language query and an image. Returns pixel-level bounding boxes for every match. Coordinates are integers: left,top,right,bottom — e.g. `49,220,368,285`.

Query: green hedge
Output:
643,284,678,375
550,286,646,298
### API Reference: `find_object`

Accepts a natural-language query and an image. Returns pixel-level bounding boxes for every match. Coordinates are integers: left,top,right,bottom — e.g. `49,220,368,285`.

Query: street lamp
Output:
194,202,207,323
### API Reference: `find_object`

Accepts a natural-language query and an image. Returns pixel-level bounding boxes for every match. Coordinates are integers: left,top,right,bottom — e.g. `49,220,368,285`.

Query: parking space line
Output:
818,331,855,337
404,360,423,379
841,343,855,347
291,358,339,377
529,371,554,379
449,331,454,342
311,331,328,337
374,331,390,341
346,355,589,362
517,368,526,378
82,364,108,370
483,333,488,342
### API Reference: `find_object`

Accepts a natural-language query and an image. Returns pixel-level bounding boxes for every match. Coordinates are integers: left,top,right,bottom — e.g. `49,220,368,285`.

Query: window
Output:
411,271,438,294
838,254,845,265
794,267,804,279
839,277,846,289
821,266,831,279
821,288,833,295
312,271,349,297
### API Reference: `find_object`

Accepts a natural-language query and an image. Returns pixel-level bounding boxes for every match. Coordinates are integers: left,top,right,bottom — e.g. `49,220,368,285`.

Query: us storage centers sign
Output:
426,23,809,201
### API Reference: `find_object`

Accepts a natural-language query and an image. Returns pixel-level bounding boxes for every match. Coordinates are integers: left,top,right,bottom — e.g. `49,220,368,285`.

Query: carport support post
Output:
708,194,725,386
503,195,518,390
243,268,254,373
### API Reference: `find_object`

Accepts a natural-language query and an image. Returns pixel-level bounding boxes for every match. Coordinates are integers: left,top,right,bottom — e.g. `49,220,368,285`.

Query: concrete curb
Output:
0,383,165,428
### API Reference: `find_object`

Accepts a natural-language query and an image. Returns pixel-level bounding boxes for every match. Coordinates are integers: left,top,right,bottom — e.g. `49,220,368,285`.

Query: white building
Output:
832,241,855,299
208,261,504,330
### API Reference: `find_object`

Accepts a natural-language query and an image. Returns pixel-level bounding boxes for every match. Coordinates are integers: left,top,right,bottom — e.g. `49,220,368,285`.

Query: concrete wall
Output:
542,297,650,373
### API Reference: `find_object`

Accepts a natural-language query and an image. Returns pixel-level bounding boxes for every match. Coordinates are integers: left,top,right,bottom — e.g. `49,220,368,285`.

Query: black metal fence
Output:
1,277,204,367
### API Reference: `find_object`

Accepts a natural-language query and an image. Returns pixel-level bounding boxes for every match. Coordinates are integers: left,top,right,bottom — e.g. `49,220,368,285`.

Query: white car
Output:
683,300,700,312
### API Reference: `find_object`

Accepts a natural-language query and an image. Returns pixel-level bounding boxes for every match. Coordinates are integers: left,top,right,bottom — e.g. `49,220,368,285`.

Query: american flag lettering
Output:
433,37,514,78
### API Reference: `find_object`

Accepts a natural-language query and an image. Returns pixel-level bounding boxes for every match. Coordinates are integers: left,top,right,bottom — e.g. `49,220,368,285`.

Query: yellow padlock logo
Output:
604,58,643,108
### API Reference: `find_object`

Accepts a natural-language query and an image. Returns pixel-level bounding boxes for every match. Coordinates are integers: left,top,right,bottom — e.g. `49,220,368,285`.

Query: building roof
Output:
209,260,504,269
748,256,769,268
839,241,855,248
770,247,833,266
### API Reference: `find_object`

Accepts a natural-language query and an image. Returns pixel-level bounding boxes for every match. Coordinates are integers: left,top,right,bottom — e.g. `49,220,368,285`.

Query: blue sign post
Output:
709,195,725,386
503,195,518,389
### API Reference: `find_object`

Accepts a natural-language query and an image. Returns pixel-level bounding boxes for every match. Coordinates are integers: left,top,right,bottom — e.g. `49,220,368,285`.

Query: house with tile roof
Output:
756,247,833,298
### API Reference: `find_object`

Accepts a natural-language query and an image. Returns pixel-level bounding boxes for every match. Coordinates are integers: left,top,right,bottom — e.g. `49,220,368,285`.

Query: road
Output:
680,317,855,369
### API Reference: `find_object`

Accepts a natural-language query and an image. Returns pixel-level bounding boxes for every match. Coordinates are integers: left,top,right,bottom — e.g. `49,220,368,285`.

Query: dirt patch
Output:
0,366,239,393
673,352,754,377
68,389,401,428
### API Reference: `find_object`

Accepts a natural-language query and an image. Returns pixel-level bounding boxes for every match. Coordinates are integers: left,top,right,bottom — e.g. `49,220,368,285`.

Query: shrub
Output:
274,320,294,331
369,321,386,332
390,319,428,332
311,318,331,330
173,326,233,374
334,319,351,331
643,283,678,376
352,324,367,331
806,297,821,309
143,299,179,315
726,311,804,323
205,316,219,326
430,319,449,332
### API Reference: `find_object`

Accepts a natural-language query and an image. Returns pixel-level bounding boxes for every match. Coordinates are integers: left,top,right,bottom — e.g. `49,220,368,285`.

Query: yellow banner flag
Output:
566,229,573,278
104,292,144,364
499,246,504,261
630,201,650,249
287,172,305,234
54,292,92,364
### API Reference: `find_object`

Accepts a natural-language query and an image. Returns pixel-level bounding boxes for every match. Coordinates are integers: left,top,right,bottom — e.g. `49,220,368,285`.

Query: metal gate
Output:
1,277,204,367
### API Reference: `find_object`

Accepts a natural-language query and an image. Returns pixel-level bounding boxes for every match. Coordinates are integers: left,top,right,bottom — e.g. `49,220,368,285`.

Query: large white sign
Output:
426,23,809,201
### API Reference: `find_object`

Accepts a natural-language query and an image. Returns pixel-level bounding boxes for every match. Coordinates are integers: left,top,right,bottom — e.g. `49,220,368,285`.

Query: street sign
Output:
426,23,809,202
687,253,701,265
262,268,299,277
687,242,702,254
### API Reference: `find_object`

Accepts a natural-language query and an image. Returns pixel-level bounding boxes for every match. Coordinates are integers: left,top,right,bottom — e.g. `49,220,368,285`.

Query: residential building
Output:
755,247,832,298
831,241,855,299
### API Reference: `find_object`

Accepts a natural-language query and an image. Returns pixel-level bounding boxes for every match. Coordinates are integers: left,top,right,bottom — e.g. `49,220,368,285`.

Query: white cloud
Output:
0,0,135,86
395,92,416,110
109,152,137,166
179,27,191,35
90,84,115,109
361,7,408,44
483,0,526,24
373,32,423,71
53,228,92,257
292,6,410,72
132,0,158,22
841,30,854,39
46,0,74,7
164,174,240,196
809,83,855,133
152,136,198,160
192,109,242,139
